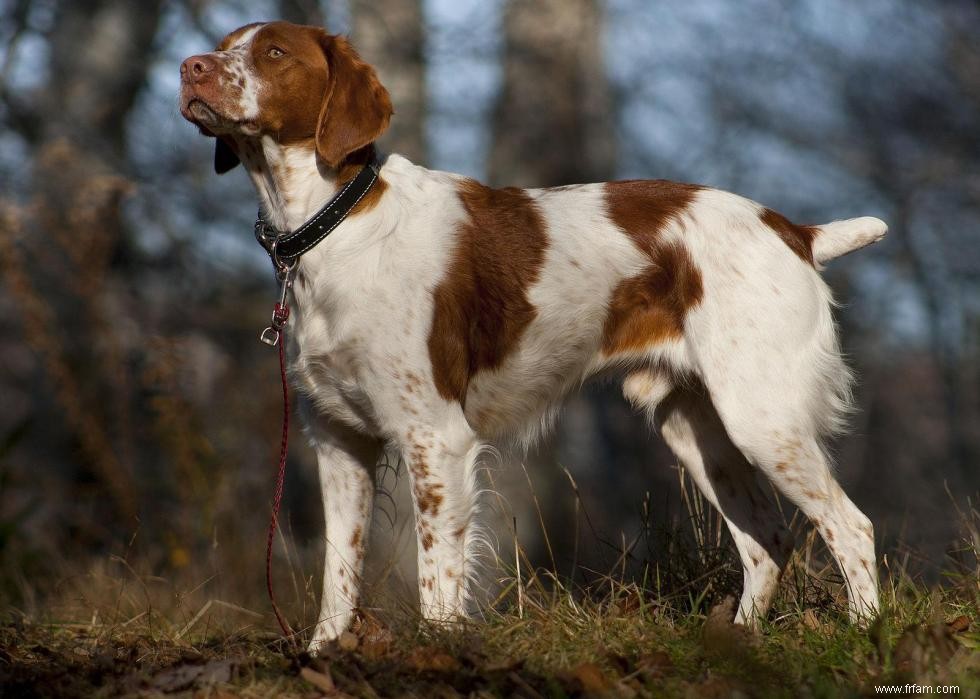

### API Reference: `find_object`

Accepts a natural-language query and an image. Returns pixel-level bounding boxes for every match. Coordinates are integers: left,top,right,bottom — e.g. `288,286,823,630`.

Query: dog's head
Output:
179,21,392,173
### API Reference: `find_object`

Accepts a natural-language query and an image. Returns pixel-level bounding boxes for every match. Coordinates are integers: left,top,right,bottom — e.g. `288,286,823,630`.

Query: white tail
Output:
812,216,887,265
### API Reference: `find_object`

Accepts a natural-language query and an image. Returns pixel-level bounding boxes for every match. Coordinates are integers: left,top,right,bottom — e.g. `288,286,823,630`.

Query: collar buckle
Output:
254,216,277,251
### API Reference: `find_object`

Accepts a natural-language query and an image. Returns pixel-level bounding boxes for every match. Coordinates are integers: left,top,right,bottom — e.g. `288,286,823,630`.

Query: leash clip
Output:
260,261,296,347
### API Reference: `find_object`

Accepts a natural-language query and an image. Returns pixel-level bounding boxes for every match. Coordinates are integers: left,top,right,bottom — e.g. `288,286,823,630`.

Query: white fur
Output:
221,24,264,123
188,31,885,652
813,216,888,267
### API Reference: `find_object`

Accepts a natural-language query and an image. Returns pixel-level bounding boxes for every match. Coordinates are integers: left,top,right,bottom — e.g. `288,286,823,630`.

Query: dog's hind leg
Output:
625,371,793,624
690,280,879,621
710,405,879,621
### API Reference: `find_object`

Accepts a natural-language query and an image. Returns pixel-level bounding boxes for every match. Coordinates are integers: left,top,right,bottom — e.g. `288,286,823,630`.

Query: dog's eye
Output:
267,47,285,58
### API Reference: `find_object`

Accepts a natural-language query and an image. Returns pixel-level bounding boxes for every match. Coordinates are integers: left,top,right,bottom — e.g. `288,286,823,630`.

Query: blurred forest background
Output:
1,0,978,624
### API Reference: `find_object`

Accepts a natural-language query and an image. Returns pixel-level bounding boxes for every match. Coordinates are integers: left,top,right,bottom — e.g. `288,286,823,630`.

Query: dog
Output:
179,21,885,652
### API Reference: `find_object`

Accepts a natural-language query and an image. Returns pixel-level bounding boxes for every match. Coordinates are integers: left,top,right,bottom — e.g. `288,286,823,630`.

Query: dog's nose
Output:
180,54,217,83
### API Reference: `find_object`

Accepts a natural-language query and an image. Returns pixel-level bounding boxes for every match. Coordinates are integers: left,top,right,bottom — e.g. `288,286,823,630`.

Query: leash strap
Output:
257,153,382,638
265,325,294,638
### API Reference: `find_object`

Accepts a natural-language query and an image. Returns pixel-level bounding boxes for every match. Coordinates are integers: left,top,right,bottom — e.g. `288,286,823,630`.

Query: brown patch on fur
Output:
315,35,392,167
760,208,817,265
605,180,701,257
601,181,704,354
602,245,704,353
421,530,434,551
409,445,430,480
416,484,444,516
350,525,362,549
427,180,548,403
402,370,424,396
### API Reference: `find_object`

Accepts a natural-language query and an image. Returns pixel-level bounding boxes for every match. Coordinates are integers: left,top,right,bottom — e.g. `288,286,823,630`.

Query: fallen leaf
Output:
609,589,644,618
300,666,336,693
802,609,822,631
352,613,392,659
684,676,744,699
150,659,237,693
947,615,969,634
195,690,239,699
702,597,758,661
636,650,673,679
893,622,961,682
405,647,461,673
360,638,391,660
570,661,609,694
337,631,358,652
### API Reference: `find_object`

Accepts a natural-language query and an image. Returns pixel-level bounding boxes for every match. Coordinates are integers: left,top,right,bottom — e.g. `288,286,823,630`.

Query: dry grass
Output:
3,477,979,698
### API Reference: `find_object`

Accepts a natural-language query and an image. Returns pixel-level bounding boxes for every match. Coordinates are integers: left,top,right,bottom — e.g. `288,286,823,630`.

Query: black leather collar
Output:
254,154,381,267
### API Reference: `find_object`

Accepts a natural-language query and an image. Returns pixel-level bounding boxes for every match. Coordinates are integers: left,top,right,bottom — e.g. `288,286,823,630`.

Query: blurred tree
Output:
351,0,427,163
488,0,614,186
278,0,324,26
1,0,167,523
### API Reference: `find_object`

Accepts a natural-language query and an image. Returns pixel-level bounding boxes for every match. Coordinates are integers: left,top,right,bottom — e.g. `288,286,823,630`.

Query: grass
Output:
2,577,978,698
2,479,979,697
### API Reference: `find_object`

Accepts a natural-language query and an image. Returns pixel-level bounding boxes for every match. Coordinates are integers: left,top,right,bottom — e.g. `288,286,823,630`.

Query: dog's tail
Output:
812,216,888,265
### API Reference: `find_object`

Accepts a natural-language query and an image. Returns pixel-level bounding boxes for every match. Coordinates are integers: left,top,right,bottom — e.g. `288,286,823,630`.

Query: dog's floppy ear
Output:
214,137,240,174
315,34,393,169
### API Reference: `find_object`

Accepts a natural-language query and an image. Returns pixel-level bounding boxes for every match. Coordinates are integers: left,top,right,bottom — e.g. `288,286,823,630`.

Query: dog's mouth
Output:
181,96,259,136
187,98,221,125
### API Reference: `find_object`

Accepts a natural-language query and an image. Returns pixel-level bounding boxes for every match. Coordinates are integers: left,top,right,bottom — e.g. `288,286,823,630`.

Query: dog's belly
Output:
460,297,614,441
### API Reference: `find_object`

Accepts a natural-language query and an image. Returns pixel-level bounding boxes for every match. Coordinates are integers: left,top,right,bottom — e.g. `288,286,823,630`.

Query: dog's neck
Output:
235,135,341,233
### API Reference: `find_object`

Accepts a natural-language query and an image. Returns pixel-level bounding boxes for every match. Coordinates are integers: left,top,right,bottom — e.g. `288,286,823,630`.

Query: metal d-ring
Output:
269,237,298,279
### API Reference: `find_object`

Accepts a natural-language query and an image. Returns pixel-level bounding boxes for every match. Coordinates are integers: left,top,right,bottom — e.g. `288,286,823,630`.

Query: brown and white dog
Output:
180,21,886,651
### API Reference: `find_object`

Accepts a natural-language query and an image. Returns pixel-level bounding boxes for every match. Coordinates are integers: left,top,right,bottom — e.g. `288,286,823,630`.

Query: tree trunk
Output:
489,0,614,187
350,0,427,163
278,0,324,27
45,0,164,166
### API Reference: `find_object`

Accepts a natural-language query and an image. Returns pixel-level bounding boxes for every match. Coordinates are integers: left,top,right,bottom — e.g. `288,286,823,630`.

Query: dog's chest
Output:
285,256,434,434
286,282,383,432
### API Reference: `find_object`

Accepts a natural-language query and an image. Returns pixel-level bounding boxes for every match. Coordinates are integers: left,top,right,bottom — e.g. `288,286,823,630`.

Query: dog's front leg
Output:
399,416,481,624
306,421,381,654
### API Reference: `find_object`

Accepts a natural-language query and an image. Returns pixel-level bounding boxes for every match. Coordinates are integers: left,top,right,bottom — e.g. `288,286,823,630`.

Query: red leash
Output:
263,294,295,637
